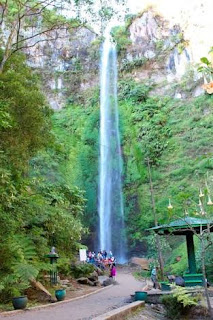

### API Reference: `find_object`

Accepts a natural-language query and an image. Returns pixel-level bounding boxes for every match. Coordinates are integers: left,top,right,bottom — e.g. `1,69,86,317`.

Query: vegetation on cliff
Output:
0,0,213,306
47,76,213,275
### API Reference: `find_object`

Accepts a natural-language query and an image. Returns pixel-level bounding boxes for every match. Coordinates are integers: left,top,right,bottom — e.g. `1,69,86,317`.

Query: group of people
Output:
87,249,117,280
87,250,115,264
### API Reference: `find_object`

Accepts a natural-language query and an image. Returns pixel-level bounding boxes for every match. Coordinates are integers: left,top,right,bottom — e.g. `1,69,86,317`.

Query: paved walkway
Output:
3,268,144,320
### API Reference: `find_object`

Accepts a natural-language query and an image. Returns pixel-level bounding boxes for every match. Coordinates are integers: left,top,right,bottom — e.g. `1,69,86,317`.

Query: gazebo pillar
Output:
186,232,197,274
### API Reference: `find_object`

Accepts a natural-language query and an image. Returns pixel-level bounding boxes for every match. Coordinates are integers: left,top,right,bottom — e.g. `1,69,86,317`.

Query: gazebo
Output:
148,217,213,285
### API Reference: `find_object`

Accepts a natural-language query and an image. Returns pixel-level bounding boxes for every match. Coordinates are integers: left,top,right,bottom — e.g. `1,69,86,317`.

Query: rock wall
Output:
127,0,213,63
119,9,204,98
24,26,98,109
23,4,212,108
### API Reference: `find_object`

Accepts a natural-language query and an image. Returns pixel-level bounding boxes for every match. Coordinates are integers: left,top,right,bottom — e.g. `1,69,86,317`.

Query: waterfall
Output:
99,32,127,263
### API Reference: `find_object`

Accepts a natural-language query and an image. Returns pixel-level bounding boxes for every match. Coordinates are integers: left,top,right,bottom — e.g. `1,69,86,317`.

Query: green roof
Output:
148,217,213,235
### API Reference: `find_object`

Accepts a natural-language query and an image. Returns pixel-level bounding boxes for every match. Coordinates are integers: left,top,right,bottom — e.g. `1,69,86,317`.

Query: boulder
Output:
94,265,104,276
175,276,185,287
130,257,151,270
59,279,73,288
77,277,89,284
88,271,98,282
103,278,114,286
93,280,101,287
60,279,70,285
77,277,94,286
28,279,53,302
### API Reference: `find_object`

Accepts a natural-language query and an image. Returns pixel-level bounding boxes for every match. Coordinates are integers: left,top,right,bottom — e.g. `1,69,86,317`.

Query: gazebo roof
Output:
148,216,213,235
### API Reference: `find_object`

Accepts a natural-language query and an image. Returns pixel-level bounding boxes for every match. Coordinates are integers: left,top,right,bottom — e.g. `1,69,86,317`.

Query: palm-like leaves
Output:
197,48,213,83
10,235,37,262
13,263,39,282
0,235,47,300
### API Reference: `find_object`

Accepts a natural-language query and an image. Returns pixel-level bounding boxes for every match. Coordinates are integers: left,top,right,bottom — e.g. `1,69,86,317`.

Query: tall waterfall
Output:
99,33,127,262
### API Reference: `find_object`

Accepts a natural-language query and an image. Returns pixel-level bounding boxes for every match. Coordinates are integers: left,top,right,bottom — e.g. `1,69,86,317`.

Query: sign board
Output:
79,249,87,262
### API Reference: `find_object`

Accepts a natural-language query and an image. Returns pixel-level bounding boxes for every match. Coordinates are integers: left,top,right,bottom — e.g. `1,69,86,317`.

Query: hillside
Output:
33,9,213,257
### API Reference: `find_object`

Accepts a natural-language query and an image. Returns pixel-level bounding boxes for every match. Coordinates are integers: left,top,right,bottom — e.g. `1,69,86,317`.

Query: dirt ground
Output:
128,304,167,320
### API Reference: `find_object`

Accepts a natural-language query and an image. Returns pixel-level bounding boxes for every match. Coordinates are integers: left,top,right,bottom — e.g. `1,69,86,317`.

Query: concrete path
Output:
3,268,144,320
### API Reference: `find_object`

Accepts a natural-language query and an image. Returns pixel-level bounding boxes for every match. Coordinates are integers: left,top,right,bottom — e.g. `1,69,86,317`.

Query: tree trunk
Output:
201,237,213,319
0,26,17,73
147,158,164,279
0,54,8,73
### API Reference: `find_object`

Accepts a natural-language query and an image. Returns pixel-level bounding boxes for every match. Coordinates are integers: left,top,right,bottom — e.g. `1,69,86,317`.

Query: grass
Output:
133,270,150,280
0,300,42,312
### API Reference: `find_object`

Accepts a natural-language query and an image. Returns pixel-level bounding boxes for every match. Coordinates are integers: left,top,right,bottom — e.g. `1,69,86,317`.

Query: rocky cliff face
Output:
120,9,203,98
24,5,210,108
24,26,98,109
127,0,213,63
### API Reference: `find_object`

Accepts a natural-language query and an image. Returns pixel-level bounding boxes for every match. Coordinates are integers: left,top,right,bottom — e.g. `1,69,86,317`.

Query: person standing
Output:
103,250,107,260
151,266,157,289
88,251,92,261
110,263,117,281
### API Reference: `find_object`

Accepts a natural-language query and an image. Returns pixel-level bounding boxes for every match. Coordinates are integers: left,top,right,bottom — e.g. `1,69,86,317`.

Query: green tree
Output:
0,51,52,174
0,0,88,72
0,0,128,72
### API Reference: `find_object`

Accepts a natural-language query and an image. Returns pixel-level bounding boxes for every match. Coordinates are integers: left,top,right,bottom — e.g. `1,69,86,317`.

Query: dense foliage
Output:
0,53,86,301
120,90,213,254
49,77,213,263
161,285,198,319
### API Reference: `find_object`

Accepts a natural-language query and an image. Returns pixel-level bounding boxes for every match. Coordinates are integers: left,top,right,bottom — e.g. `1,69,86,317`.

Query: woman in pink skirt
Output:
110,263,117,281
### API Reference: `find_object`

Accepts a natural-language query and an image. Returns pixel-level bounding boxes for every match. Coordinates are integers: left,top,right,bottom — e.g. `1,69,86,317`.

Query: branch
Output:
205,240,213,251
0,0,8,26
10,35,67,56
16,14,22,50
17,0,34,6
203,224,213,234
20,0,56,19
20,0,52,12
12,23,68,47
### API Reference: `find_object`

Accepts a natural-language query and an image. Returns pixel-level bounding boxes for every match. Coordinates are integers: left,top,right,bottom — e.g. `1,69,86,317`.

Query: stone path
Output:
3,268,144,320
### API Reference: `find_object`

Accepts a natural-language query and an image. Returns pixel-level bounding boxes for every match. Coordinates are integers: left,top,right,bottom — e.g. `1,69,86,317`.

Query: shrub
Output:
57,258,72,277
120,57,148,72
161,294,184,319
111,25,131,53
70,263,95,278
161,285,198,319
133,270,150,280
118,79,152,103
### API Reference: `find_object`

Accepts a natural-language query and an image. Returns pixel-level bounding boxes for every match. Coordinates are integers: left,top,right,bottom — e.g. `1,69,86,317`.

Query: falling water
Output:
99,32,127,262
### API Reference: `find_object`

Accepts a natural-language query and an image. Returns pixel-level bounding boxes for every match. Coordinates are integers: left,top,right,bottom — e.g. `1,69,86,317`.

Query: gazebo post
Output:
148,216,213,282
186,231,197,274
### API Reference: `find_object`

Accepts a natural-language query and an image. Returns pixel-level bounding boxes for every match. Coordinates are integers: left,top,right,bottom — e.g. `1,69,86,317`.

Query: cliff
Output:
23,4,212,108
24,26,98,109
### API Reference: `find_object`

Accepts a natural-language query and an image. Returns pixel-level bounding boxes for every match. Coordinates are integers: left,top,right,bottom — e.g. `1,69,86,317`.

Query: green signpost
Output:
45,251,59,285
